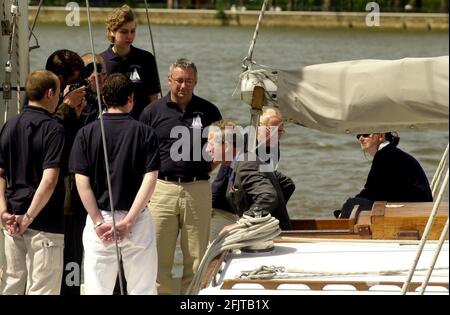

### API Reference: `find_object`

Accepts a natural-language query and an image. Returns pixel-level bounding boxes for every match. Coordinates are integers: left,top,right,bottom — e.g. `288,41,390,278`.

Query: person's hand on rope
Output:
244,206,270,218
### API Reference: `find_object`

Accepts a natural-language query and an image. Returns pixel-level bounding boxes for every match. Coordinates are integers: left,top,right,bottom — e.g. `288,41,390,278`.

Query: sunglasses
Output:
356,133,370,140
82,62,104,79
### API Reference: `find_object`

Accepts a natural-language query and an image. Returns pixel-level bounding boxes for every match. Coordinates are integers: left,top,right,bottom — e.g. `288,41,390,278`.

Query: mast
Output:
1,0,29,125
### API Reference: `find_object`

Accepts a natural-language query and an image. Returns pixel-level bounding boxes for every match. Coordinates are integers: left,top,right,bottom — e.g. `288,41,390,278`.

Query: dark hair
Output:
45,49,84,82
102,73,133,108
26,70,59,101
385,132,400,146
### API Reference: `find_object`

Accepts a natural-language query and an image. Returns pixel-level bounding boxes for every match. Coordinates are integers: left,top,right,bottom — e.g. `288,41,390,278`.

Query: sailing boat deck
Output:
199,239,449,295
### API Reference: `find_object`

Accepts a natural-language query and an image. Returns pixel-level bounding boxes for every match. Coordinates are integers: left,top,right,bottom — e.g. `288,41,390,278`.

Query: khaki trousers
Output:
149,179,211,295
0,226,4,280
0,228,64,295
209,208,239,242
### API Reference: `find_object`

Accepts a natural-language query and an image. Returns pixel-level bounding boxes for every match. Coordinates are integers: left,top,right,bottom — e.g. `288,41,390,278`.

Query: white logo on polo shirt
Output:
192,114,203,128
129,67,141,82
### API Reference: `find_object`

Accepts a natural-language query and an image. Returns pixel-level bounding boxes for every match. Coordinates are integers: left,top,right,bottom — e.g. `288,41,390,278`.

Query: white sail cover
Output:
276,56,449,134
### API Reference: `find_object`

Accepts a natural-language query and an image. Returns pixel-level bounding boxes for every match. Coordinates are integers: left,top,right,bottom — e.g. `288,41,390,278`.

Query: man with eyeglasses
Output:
209,107,295,242
139,58,222,294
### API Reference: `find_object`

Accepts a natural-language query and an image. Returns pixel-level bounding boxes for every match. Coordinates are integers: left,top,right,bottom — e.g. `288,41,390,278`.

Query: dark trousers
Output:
61,212,86,295
336,197,374,219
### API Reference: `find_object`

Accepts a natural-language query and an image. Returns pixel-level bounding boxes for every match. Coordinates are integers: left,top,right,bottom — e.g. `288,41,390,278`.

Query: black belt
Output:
158,175,209,183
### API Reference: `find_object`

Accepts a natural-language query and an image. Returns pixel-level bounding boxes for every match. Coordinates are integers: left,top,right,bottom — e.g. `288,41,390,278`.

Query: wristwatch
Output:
25,213,34,222
94,221,104,230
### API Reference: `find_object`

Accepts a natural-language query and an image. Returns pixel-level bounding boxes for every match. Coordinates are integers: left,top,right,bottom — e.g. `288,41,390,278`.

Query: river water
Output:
30,24,449,218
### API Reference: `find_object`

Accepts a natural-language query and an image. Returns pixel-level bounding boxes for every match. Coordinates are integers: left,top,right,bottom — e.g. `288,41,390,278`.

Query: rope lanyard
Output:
85,0,124,295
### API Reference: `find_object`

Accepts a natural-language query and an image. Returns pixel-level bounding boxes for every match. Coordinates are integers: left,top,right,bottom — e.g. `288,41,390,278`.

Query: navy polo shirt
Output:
139,93,222,179
69,113,160,211
0,106,66,234
100,45,161,120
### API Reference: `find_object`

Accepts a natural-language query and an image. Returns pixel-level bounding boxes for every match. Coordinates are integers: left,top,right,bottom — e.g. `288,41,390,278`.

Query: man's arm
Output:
238,161,279,214
17,168,60,233
74,173,111,241
0,168,16,234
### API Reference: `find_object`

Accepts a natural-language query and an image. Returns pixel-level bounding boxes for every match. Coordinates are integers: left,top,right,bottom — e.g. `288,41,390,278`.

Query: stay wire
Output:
85,0,124,295
143,0,163,96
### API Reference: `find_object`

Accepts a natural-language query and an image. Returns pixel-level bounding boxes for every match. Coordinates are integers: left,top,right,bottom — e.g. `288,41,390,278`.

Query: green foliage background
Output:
31,1,448,13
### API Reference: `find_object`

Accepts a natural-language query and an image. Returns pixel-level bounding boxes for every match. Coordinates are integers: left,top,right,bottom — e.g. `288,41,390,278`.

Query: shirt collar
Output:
24,105,51,116
378,141,390,151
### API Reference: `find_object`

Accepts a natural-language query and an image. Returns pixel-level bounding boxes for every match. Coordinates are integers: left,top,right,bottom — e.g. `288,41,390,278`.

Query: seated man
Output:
209,109,294,241
207,120,292,232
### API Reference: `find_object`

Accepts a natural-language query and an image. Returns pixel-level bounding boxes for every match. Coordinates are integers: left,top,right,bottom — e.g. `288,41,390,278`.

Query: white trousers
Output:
82,208,157,295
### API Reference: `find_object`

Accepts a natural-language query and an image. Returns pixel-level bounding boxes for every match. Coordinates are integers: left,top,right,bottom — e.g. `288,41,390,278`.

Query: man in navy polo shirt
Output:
140,58,222,294
100,5,161,120
70,73,160,295
0,70,66,295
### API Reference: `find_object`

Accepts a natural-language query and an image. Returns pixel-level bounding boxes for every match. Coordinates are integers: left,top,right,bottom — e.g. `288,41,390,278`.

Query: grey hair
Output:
209,119,245,149
169,58,197,78
260,107,282,126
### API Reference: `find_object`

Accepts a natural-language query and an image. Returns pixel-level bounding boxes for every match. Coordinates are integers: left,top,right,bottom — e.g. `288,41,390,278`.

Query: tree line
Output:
31,0,449,13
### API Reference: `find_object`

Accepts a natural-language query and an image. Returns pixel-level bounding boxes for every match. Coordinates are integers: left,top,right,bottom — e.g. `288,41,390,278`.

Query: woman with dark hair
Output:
336,132,433,218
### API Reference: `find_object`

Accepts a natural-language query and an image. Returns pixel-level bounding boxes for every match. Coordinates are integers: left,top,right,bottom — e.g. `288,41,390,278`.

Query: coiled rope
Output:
186,214,281,295
239,265,449,280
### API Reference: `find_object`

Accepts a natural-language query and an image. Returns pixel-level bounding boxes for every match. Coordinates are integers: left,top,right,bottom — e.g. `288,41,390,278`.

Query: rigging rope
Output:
28,0,42,51
419,218,449,295
242,0,270,71
431,143,449,198
2,0,19,123
85,0,124,295
14,1,20,114
186,214,281,295
143,0,163,96
401,169,449,295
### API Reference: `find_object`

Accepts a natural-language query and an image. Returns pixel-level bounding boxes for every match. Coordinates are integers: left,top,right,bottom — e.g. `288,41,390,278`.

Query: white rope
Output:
239,265,449,280
431,143,449,198
242,0,271,71
401,169,449,295
419,217,449,295
186,214,281,295
85,0,124,295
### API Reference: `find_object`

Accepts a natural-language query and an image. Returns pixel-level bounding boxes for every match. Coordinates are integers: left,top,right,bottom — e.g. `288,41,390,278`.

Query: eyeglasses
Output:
356,133,370,140
170,76,195,86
